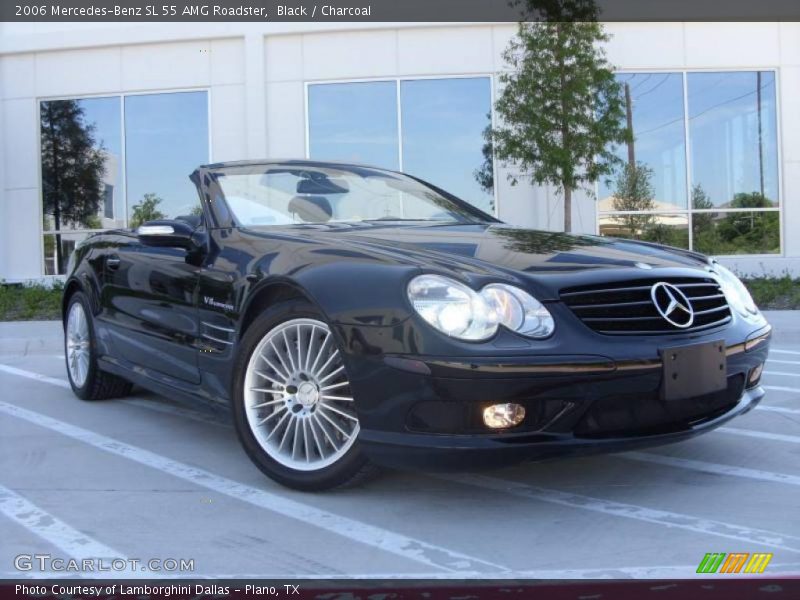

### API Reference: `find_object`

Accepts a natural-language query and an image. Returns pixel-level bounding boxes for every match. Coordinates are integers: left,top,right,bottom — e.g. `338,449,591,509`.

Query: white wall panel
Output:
3,188,41,280
398,27,493,75
780,22,800,66
266,81,305,159
210,84,246,162
302,30,397,80
605,23,685,69
491,25,516,72
779,160,800,261
779,67,800,163
2,98,38,190
210,38,245,85
265,35,304,82
0,54,35,99
685,23,780,68
35,47,121,97
121,40,210,90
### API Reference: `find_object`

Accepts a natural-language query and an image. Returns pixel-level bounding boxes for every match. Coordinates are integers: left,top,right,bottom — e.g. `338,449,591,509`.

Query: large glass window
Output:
308,77,494,213
599,71,780,256
40,91,209,275
307,81,399,170
125,92,209,227
401,78,494,213
41,96,123,234
688,72,779,208
598,73,687,212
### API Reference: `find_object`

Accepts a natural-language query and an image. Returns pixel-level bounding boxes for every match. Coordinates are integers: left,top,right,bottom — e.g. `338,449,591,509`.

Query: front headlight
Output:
710,261,760,319
407,274,555,341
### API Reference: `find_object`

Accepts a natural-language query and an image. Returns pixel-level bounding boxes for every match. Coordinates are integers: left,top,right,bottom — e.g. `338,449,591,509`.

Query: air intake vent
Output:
560,277,731,335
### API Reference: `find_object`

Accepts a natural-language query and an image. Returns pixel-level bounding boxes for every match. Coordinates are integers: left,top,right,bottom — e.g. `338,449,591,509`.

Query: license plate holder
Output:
660,340,727,401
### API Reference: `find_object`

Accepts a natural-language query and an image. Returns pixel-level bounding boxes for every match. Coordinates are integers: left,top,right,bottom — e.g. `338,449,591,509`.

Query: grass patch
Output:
742,276,800,310
0,281,64,321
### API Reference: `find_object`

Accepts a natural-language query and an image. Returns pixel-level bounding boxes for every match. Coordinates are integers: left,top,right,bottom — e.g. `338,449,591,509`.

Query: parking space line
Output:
764,371,800,378
765,385,800,394
0,483,133,574
768,359,800,366
436,473,800,553
720,427,800,444
623,452,800,487
0,364,70,389
758,405,800,415
0,399,506,575
772,349,800,356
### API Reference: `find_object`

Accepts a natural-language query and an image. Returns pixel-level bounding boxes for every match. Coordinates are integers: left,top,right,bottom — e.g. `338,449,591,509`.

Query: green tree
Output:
130,193,166,229
474,115,494,197
40,100,106,272
485,0,629,232
717,192,779,253
612,161,655,238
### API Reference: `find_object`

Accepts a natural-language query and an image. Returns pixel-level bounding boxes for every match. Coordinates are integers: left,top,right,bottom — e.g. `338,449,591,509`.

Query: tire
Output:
231,299,379,491
64,291,133,401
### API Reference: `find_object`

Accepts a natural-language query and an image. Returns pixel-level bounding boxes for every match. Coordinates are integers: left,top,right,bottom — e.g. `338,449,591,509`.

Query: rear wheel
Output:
232,300,378,490
65,292,132,401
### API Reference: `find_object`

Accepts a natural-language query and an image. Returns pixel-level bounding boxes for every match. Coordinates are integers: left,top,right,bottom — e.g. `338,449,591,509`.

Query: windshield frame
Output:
192,160,500,230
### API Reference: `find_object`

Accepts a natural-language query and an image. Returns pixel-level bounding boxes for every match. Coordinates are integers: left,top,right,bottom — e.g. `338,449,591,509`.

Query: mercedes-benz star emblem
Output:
651,282,694,328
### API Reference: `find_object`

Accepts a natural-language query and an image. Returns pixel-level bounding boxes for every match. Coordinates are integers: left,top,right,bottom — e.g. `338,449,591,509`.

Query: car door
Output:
100,230,202,385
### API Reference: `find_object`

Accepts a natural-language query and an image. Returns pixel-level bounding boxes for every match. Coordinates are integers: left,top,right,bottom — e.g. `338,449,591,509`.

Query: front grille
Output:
561,277,731,335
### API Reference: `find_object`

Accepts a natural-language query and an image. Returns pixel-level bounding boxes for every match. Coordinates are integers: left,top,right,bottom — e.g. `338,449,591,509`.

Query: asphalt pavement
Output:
1,313,798,579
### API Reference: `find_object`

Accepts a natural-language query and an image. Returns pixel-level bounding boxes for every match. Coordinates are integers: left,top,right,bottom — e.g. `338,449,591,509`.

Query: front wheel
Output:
232,300,377,491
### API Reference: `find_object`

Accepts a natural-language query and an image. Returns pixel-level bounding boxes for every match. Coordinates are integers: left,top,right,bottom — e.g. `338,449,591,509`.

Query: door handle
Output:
106,255,121,270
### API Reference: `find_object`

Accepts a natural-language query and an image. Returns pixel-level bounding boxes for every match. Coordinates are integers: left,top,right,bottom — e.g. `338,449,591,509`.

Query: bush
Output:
0,280,64,321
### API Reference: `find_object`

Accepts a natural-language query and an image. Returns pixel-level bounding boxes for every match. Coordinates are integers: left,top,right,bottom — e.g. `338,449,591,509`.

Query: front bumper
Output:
348,329,770,470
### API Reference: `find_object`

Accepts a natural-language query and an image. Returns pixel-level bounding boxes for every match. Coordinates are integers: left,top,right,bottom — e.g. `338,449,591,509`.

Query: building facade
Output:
1,21,798,281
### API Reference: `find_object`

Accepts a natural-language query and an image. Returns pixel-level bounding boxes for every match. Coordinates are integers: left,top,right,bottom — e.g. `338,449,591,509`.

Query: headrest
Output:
288,195,333,223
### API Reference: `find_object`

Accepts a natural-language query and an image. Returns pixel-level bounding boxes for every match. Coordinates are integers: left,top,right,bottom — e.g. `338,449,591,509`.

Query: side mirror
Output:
137,219,198,250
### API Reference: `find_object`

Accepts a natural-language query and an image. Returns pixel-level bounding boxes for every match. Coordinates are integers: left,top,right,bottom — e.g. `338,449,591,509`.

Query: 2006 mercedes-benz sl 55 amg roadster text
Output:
62,160,772,490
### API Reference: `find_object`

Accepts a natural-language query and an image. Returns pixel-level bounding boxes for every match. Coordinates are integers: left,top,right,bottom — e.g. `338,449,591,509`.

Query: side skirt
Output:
98,357,230,413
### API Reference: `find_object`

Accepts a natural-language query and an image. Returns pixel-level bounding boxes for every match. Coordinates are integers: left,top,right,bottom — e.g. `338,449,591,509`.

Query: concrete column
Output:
243,33,267,159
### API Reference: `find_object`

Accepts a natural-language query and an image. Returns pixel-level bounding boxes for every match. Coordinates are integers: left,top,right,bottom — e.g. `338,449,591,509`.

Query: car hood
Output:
245,222,712,300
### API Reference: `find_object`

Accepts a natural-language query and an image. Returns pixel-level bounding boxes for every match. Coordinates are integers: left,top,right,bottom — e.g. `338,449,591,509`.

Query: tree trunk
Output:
46,104,64,274
564,185,572,233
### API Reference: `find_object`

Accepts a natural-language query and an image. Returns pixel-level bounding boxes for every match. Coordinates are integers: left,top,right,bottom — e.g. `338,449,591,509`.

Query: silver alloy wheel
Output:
243,318,359,471
66,301,91,388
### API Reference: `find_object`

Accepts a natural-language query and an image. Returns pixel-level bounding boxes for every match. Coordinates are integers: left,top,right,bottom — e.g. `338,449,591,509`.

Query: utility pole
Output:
625,82,635,166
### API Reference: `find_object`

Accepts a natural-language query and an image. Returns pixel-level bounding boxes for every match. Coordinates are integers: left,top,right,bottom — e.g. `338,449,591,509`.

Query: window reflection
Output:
40,96,122,274
308,81,399,170
43,232,91,276
599,73,687,211
40,96,123,234
599,213,689,249
693,211,779,255
401,78,494,213
599,70,780,256
124,91,209,227
688,72,778,208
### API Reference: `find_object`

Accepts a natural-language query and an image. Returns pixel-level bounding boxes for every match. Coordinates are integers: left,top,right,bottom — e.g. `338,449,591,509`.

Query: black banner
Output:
3,0,800,22
3,579,800,600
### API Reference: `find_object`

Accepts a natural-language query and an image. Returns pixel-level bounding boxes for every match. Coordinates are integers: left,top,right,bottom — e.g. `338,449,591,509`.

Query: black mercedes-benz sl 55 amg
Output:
62,160,771,490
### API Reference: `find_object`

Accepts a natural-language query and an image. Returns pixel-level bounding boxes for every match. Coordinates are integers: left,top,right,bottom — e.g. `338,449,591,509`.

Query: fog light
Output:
483,403,526,429
749,363,764,385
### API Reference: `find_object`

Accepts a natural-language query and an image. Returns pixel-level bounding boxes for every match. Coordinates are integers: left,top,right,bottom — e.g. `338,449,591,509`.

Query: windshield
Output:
211,164,490,227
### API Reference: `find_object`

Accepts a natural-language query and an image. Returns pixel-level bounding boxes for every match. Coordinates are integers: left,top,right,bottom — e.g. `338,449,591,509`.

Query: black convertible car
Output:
62,160,771,490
